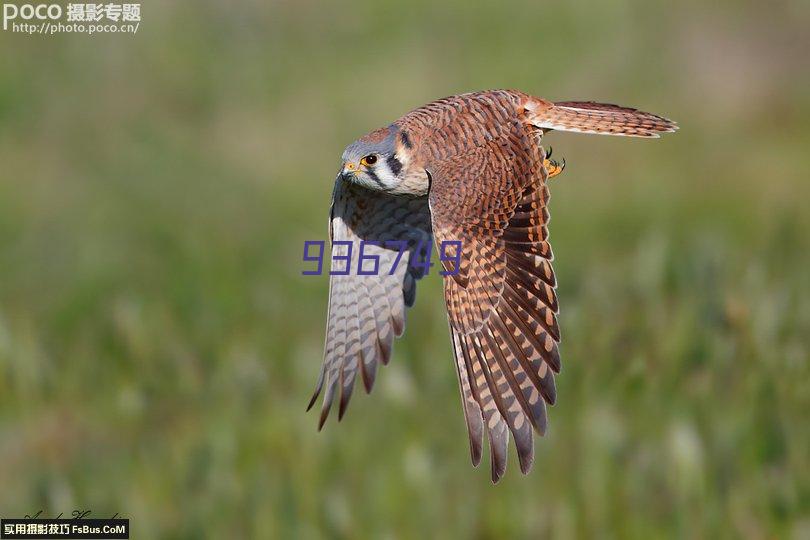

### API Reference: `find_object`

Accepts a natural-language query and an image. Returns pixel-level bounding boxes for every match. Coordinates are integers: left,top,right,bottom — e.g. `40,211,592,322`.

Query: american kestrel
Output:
308,90,676,482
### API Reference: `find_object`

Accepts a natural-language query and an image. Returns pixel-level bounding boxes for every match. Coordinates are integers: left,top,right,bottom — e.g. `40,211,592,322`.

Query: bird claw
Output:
544,156,566,179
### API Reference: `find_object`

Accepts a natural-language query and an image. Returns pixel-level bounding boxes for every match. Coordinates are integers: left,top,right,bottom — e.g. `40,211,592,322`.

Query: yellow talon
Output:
544,157,566,179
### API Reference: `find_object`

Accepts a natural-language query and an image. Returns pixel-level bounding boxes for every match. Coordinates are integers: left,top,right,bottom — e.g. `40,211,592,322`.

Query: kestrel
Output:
308,90,676,482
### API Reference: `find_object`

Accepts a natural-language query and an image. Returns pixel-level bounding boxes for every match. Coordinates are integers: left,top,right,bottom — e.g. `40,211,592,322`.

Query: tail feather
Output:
527,99,677,138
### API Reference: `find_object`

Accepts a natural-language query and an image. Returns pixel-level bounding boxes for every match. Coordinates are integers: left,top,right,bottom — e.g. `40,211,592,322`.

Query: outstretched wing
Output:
428,111,560,483
308,177,432,429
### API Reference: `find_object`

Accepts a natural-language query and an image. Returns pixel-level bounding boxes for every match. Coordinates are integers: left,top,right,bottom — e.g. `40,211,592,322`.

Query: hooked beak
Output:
340,162,358,181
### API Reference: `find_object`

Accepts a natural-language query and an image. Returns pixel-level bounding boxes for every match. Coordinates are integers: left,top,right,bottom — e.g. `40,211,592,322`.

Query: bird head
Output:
340,126,427,195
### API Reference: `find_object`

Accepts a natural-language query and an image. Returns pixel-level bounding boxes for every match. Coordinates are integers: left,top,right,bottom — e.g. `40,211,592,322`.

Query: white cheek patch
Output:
372,162,399,189
397,150,411,168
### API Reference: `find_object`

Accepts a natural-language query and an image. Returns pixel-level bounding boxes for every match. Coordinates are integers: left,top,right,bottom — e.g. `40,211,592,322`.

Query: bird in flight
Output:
307,90,676,482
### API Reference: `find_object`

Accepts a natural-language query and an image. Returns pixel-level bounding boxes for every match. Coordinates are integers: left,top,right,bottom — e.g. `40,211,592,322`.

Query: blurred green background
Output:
1,0,809,538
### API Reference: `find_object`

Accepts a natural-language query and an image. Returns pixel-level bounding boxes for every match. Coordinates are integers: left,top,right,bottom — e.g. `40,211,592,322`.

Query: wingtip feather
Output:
317,407,330,431
338,388,353,421
306,391,319,412
518,448,535,475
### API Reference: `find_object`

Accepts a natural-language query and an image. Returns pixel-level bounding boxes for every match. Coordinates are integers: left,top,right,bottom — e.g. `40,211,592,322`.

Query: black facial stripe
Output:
399,131,413,149
386,155,403,176
366,168,384,187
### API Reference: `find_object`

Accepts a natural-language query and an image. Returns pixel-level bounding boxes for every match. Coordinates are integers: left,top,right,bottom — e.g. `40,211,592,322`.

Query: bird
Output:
307,89,676,482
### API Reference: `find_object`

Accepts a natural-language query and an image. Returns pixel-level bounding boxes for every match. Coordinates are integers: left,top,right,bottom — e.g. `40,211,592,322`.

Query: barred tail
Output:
527,99,678,138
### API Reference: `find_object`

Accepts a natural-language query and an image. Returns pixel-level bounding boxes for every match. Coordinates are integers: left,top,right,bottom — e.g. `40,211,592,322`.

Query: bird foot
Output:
544,157,566,179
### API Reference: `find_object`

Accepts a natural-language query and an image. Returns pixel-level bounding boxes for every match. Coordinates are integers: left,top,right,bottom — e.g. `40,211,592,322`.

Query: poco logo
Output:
3,3,63,30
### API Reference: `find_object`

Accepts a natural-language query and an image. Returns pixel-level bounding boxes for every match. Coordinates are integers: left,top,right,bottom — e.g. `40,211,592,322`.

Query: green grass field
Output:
1,1,808,538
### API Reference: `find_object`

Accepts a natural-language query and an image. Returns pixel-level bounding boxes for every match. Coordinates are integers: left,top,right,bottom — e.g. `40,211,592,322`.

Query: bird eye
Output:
360,154,377,166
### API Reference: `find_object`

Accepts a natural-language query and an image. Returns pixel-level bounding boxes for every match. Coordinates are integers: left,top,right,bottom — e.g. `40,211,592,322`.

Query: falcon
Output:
307,90,676,482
